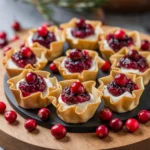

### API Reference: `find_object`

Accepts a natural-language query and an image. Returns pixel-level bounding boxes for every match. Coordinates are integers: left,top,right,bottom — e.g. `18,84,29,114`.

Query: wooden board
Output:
1,26,150,150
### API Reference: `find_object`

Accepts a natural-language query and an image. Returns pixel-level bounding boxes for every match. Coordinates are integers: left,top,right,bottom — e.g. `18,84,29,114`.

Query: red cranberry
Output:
20,47,33,58
99,108,113,121
0,38,8,48
125,118,139,133
109,118,123,132
138,110,150,124
11,21,21,31
0,101,6,113
114,73,128,86
3,46,11,56
127,50,139,61
70,82,84,94
0,31,7,39
96,125,109,138
24,119,37,132
76,19,85,28
51,124,67,139
141,40,150,51
4,110,17,123
38,108,51,120
101,61,110,72
10,35,19,42
114,30,126,40
37,26,48,37
49,63,59,73
25,72,37,84
69,49,83,60
42,22,51,27
20,41,25,48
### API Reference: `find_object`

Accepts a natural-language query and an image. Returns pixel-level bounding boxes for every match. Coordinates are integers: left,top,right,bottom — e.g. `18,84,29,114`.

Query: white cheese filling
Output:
58,93,95,110
120,67,143,75
103,85,132,102
7,57,42,69
60,58,96,74
16,78,53,97
66,25,102,44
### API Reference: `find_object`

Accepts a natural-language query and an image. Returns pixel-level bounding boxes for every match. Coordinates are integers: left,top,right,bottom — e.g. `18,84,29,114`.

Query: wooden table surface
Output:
1,26,150,150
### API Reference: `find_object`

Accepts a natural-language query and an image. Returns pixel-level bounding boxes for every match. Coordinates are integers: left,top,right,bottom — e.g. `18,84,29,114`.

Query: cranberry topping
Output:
117,50,148,72
19,73,47,97
32,28,56,48
141,40,150,51
11,48,37,68
61,82,90,105
0,38,8,48
64,49,92,73
71,19,95,38
106,30,134,52
0,31,7,39
107,73,139,96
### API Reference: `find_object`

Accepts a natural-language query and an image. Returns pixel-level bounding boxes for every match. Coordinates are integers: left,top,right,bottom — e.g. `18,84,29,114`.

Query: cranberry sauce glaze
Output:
64,49,93,73
61,82,91,105
107,74,139,96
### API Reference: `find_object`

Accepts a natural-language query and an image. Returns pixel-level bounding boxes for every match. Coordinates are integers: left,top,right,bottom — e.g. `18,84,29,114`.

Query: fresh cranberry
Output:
0,31,7,39
70,82,84,94
69,49,83,60
24,119,37,132
127,50,139,61
0,38,8,48
96,125,109,138
101,61,110,72
19,75,46,97
4,110,17,123
11,21,21,31
138,110,150,124
38,108,51,120
0,101,6,113
65,50,92,73
51,124,67,139
114,30,125,40
10,35,19,42
141,40,150,51
125,118,139,133
49,63,59,73
42,22,51,28
109,118,123,132
114,73,128,86
76,18,85,28
3,46,11,56
25,72,37,84
99,108,113,121
20,47,33,58
37,26,48,37
20,41,25,48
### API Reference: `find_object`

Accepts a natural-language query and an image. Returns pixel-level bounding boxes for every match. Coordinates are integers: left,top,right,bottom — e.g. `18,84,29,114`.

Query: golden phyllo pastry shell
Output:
49,80,102,123
98,70,144,113
60,18,103,50
110,48,150,85
7,69,61,109
3,48,48,78
99,27,141,59
26,26,65,61
54,49,105,82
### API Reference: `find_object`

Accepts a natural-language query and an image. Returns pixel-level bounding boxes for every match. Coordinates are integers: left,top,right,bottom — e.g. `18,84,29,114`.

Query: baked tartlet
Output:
98,70,144,113
110,48,150,85
99,28,141,59
50,80,102,123
26,25,65,61
54,49,105,82
3,47,48,78
7,69,61,109
60,18,103,50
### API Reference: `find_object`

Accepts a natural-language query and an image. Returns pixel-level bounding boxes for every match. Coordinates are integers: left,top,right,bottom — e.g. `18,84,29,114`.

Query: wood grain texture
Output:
1,26,150,150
